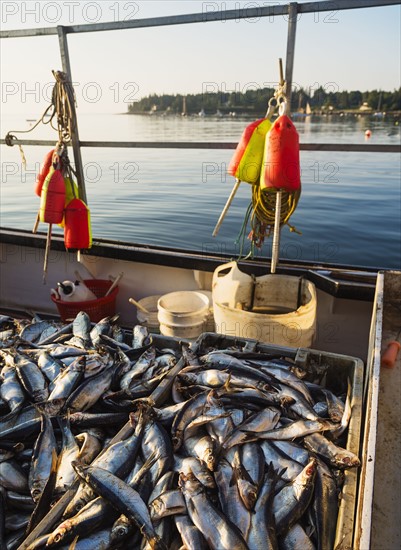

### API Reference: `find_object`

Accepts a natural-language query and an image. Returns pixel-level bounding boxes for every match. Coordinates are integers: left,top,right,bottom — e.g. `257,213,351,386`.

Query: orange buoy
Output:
35,149,55,197
365,129,372,138
228,118,272,184
64,198,92,250
260,114,301,192
381,340,401,369
39,167,66,224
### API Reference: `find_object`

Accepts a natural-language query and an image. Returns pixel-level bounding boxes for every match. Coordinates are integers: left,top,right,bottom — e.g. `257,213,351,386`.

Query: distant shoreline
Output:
124,110,401,119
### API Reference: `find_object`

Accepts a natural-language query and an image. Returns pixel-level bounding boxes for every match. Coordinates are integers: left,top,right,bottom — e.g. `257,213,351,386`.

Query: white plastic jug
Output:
212,262,317,347
56,280,97,302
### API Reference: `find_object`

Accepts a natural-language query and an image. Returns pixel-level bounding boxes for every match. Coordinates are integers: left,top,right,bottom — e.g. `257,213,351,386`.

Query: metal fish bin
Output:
193,332,364,550
0,326,364,550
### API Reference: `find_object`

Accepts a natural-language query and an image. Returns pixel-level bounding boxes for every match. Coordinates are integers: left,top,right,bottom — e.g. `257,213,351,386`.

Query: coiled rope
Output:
5,70,76,166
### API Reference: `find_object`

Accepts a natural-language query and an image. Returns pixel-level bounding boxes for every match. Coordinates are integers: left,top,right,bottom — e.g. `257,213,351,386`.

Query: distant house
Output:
359,102,372,112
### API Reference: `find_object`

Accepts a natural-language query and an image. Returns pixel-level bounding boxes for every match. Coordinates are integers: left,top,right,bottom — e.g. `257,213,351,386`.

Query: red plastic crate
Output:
51,279,119,322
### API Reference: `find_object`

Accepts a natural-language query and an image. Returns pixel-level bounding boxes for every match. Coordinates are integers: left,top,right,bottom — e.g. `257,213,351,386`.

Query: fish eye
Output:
54,533,63,543
343,456,351,464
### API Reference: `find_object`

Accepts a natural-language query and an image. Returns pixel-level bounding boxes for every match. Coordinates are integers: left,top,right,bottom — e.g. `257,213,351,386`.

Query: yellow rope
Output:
248,185,301,246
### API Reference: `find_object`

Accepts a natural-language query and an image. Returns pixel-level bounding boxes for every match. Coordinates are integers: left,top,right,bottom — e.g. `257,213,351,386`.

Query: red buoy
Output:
365,129,372,138
64,198,92,250
260,114,301,192
35,149,55,197
39,167,66,224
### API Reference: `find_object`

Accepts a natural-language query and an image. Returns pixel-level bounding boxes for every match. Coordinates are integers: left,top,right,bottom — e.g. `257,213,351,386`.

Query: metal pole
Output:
271,190,282,274
270,3,298,274
57,26,87,204
284,3,299,111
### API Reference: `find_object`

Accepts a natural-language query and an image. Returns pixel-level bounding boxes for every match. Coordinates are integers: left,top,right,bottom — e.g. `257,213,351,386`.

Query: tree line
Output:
127,87,401,115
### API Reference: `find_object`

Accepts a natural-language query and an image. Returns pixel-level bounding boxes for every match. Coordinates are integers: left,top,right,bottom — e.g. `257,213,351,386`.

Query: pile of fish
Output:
0,312,361,550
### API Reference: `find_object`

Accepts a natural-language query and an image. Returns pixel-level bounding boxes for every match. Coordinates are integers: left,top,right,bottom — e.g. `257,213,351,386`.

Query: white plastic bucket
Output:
157,291,210,340
136,295,161,333
197,290,215,332
212,261,317,347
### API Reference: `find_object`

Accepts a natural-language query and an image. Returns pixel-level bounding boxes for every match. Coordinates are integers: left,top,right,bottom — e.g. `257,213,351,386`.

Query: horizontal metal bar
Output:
1,138,400,153
1,1,399,39
299,143,401,153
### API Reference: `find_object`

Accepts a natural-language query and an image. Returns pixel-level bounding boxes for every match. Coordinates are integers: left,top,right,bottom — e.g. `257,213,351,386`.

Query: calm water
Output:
1,113,400,269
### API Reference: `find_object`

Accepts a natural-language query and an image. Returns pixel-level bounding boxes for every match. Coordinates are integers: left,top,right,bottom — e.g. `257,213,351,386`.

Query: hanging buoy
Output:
64,198,92,250
58,176,80,228
365,129,372,139
35,149,55,197
213,117,273,237
228,118,272,184
260,114,301,192
39,167,66,224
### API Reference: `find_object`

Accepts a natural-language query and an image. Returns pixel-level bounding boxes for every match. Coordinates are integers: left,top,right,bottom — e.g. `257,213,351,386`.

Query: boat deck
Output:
370,275,401,550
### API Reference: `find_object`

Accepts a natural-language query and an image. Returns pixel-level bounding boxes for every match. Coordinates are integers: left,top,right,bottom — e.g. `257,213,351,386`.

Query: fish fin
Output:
222,372,233,393
68,535,80,550
71,460,87,480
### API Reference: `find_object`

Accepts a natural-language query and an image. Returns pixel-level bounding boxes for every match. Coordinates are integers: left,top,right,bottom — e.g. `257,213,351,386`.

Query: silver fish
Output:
14,353,49,402
73,312,93,344
48,356,86,401
174,514,208,550
0,364,25,412
28,414,58,502
20,320,55,343
0,459,29,494
149,489,186,520
54,416,80,496
174,456,216,490
179,472,248,550
72,462,165,550
215,458,251,540
247,466,280,550
303,432,360,469
132,325,150,349
280,523,316,550
65,366,114,413
273,458,317,534
37,351,64,389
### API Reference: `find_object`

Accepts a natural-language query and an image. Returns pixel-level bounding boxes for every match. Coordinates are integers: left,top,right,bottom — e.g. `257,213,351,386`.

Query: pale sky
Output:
1,1,400,115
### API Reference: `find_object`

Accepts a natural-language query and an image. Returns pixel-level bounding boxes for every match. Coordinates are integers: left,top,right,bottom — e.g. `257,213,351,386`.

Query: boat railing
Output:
1,0,400,204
